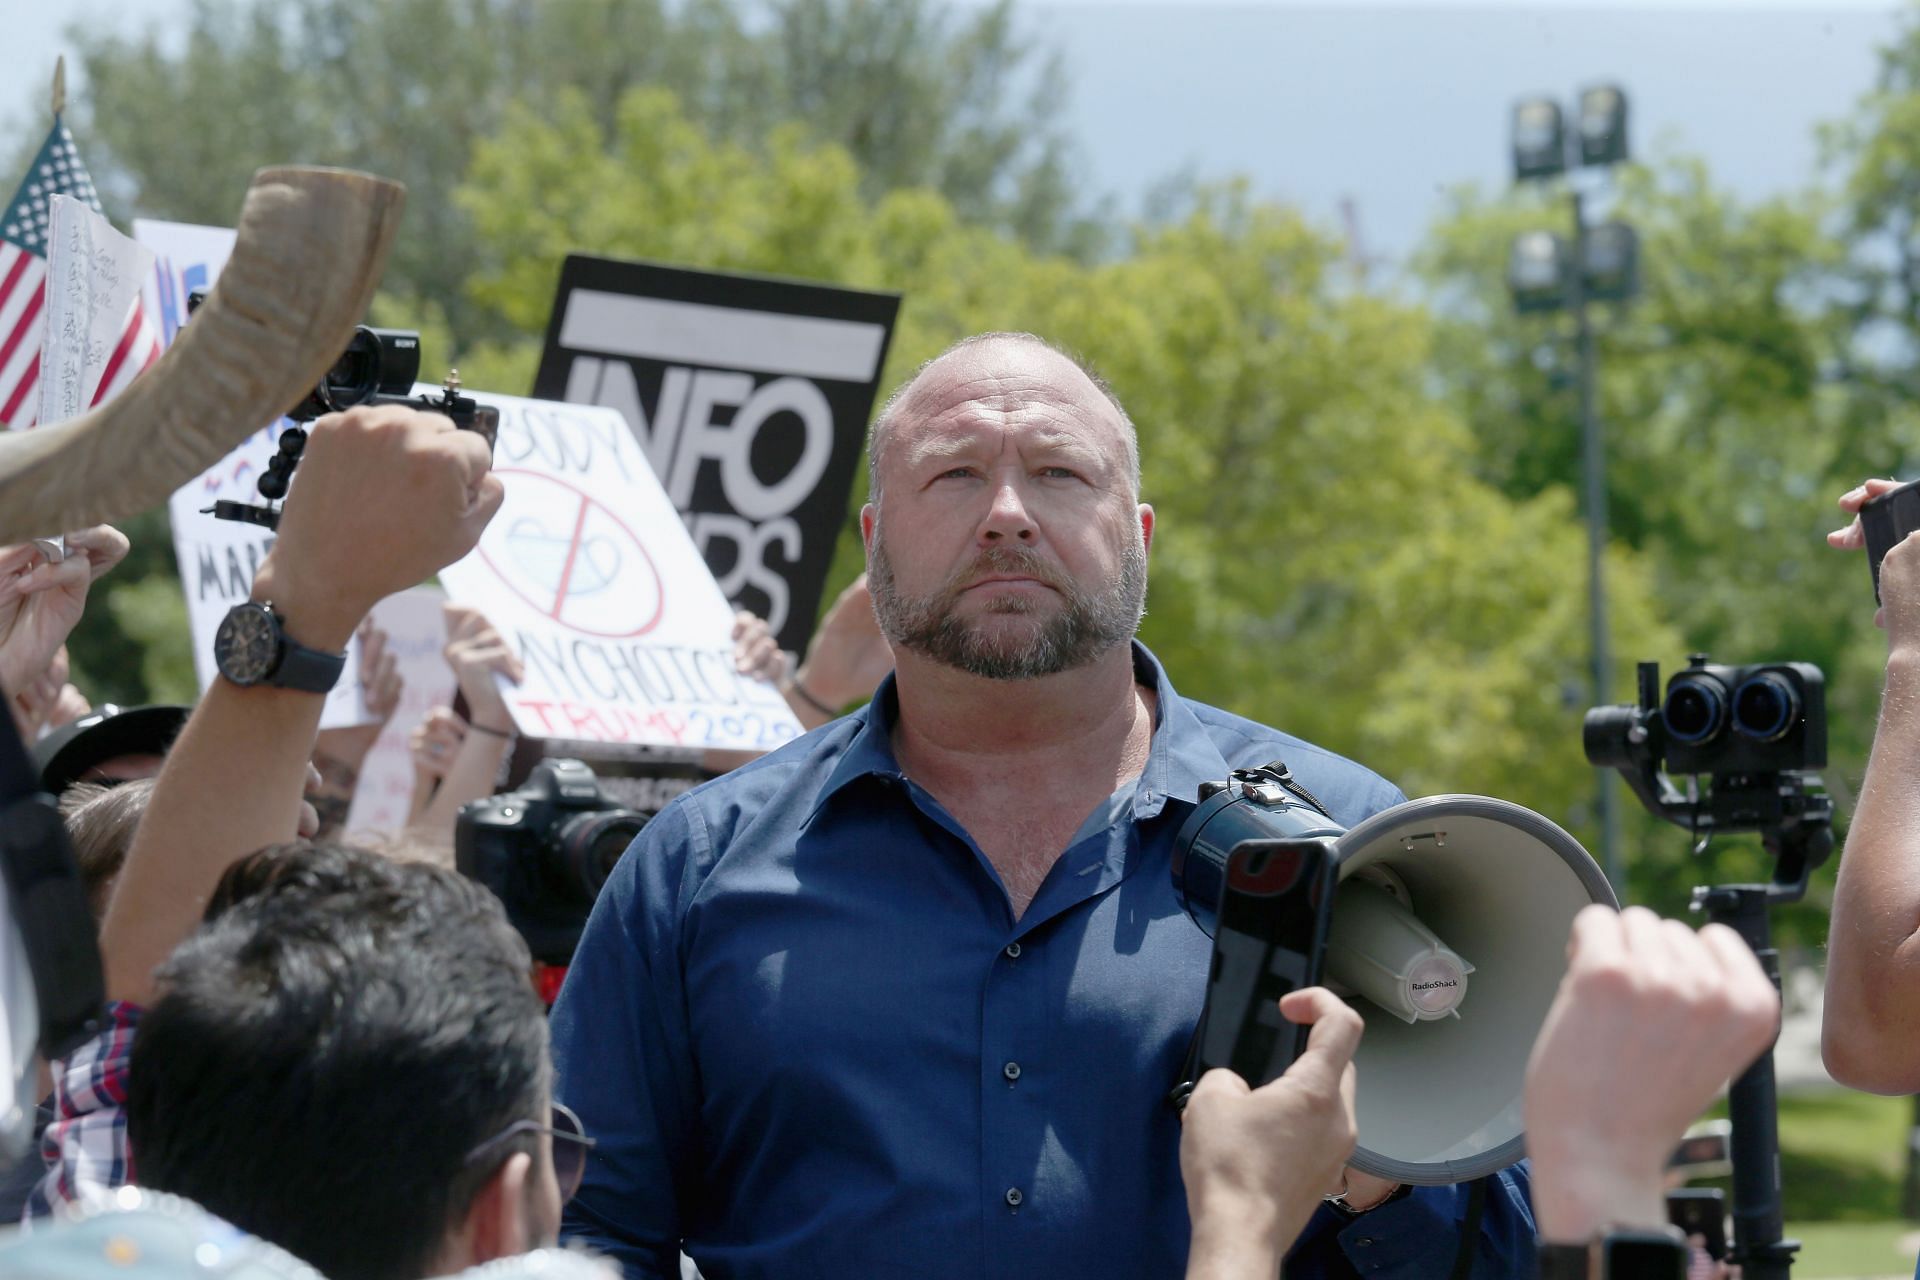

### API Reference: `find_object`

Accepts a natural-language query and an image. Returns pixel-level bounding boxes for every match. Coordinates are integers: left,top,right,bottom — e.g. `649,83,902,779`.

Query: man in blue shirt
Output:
551,332,1536,1279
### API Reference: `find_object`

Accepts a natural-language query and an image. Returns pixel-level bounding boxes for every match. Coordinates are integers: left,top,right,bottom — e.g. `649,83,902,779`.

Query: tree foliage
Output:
49,0,1090,345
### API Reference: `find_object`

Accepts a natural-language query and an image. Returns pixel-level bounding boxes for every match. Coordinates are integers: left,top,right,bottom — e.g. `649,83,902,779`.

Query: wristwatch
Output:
214,601,346,693
1538,1226,1689,1280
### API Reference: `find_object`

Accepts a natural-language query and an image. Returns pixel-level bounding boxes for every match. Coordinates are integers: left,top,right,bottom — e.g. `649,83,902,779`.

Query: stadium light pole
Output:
1508,85,1638,896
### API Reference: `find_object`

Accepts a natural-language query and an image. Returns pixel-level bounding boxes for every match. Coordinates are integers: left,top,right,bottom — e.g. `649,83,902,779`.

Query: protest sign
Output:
140,219,371,728
135,217,230,349
344,586,456,838
37,195,152,428
533,256,898,654
437,388,802,753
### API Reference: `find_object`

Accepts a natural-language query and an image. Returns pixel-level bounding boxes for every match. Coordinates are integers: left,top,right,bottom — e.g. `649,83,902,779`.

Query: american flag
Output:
0,116,161,429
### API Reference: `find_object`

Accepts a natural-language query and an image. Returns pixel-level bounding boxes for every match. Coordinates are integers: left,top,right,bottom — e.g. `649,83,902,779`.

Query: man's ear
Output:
446,1150,535,1270
861,503,877,552
1139,503,1155,555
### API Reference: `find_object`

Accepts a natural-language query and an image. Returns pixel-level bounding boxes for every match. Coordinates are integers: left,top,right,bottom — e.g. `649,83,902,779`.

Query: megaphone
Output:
1172,764,1617,1186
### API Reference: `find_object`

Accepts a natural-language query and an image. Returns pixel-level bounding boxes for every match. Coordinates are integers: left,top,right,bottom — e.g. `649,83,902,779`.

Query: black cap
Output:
33,704,190,795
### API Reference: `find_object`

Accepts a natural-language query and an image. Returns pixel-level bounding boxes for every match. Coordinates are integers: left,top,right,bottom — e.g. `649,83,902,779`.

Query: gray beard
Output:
867,528,1147,680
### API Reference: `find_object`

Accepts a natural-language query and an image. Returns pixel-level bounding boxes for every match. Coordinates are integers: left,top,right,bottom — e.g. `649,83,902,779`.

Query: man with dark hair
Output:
127,860,572,1280
552,333,1534,1279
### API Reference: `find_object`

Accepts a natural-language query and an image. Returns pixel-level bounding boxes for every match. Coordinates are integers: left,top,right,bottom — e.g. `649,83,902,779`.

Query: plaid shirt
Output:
23,999,141,1222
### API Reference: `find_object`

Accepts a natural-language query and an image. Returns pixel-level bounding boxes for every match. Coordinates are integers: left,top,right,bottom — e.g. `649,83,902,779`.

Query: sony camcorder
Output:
184,287,498,530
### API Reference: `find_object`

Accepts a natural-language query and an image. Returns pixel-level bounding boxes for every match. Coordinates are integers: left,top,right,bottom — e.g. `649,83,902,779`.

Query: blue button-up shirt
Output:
552,643,1536,1279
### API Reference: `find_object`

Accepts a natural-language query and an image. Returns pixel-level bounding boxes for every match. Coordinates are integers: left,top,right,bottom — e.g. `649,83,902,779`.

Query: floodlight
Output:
1512,98,1566,182
1577,85,1630,168
1582,221,1640,302
1508,231,1571,313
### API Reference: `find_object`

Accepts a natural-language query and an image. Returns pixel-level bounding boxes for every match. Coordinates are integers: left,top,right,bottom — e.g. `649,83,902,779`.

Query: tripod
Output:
1613,760,1832,1280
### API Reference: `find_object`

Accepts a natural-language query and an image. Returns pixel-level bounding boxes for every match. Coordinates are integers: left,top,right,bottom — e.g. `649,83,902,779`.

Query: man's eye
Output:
934,467,974,481
1040,466,1079,480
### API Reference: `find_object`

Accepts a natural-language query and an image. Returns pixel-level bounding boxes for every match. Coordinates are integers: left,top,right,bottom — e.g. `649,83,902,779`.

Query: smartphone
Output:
1666,1187,1727,1262
1860,479,1920,603
1194,837,1338,1086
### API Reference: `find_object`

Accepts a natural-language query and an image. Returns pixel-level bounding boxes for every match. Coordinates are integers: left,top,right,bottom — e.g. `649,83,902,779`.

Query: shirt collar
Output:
802,641,1234,829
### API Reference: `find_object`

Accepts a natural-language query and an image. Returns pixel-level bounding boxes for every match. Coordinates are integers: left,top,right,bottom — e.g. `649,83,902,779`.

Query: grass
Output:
1790,1222,1916,1279
1779,1089,1909,1222
1683,1089,1915,1277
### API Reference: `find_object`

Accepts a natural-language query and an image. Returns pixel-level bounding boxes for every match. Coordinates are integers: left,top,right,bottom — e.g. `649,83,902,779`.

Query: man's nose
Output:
979,478,1037,543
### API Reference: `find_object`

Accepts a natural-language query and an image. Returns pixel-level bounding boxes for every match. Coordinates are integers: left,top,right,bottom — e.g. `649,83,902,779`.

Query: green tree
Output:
47,0,1092,349
1416,151,1895,920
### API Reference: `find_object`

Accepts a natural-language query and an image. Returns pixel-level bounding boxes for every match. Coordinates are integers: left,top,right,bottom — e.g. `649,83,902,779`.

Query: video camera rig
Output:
185,287,498,531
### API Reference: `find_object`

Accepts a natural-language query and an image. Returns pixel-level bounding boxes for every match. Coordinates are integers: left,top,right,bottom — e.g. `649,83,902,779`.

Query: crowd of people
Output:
6,328,1916,1280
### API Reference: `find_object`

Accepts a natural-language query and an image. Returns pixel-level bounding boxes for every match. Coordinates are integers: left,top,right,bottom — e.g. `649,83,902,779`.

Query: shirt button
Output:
1356,1238,1374,1248
1005,1187,1024,1208
1004,942,1022,959
1003,1061,1022,1082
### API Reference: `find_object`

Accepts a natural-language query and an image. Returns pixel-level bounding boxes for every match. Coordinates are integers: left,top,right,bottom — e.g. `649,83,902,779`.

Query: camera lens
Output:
552,810,648,905
1662,676,1727,745
318,327,385,411
1582,705,1643,769
1733,672,1800,743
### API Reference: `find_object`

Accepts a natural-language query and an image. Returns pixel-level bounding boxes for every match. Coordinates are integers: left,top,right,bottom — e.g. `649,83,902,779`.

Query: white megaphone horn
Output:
1171,764,1617,1186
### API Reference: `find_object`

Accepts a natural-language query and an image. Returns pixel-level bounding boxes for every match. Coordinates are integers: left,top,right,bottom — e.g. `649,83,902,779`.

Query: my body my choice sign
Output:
533,256,899,655
437,389,802,753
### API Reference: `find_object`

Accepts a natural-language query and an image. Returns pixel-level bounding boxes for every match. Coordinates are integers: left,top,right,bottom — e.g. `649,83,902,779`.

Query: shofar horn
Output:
0,166,405,542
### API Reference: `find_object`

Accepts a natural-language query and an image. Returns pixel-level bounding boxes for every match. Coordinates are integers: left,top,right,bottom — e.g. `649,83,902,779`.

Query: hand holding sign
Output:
0,524,129,697
443,603,523,733
254,405,503,652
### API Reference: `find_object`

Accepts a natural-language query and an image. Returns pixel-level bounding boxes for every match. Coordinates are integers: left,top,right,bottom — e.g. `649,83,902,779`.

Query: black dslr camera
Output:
456,760,650,967
1584,655,1831,897
185,287,498,530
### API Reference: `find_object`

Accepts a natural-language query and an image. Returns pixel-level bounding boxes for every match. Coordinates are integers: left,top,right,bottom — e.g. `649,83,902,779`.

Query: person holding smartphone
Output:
1823,480,1920,1096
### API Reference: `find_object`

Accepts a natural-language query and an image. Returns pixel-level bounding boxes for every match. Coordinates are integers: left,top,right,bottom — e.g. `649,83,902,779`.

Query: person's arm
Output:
405,605,520,848
1181,988,1362,1280
406,705,470,826
309,621,404,837
0,527,128,737
1822,484,1920,1092
1281,1155,1536,1280
780,574,891,729
551,801,706,1279
99,406,500,1006
1524,905,1778,1240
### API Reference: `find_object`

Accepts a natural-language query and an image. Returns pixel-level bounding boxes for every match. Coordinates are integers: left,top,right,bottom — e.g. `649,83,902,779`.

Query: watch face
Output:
215,604,281,686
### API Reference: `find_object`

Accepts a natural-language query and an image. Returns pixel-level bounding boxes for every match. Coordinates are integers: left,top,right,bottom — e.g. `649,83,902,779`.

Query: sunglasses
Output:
465,1101,596,1203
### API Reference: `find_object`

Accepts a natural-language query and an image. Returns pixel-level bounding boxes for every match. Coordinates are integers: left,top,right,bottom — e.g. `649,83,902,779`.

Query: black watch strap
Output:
273,631,347,693
1538,1242,1591,1280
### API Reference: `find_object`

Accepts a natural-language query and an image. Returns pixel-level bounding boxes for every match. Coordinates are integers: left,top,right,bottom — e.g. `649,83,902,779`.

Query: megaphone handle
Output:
1445,1178,1489,1280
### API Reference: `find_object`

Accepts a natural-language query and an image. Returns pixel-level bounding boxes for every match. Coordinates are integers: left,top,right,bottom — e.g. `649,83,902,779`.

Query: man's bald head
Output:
865,333,1141,509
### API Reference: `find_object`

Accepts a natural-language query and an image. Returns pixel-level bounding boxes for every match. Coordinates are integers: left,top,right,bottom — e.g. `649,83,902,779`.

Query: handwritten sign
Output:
37,195,152,428
140,218,372,729
437,390,802,752
343,586,457,839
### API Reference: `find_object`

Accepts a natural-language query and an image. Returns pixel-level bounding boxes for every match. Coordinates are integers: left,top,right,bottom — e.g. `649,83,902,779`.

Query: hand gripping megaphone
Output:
1172,763,1617,1186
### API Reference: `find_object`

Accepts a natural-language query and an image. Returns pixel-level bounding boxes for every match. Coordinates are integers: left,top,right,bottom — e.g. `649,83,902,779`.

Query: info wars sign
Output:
533,256,898,654
436,389,803,753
